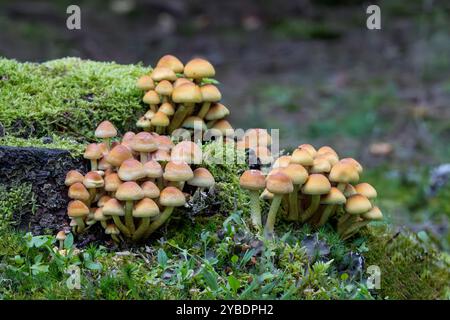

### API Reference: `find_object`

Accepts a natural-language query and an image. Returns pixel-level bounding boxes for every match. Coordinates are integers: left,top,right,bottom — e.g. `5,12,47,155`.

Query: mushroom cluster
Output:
239,144,383,239
64,120,215,243
136,55,232,137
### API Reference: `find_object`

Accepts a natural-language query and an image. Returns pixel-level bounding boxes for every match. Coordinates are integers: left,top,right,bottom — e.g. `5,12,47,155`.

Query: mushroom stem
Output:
88,188,96,204
317,205,336,227
112,216,131,238
341,220,370,239
90,160,98,171
337,183,347,192
156,126,165,134
111,234,120,244
301,195,320,222
168,104,190,133
264,195,282,239
74,218,85,233
337,215,358,235
124,201,136,234
132,218,150,241
287,185,299,221
144,206,174,239
150,105,157,112
100,220,108,229
140,152,148,164
58,239,64,250
248,190,262,232
197,102,211,119
103,138,111,151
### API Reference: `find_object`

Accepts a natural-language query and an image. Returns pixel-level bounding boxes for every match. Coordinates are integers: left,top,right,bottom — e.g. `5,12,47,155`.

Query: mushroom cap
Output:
141,181,160,198
266,171,293,195
156,54,184,73
172,83,202,103
105,224,120,235
317,146,338,157
212,119,234,136
136,75,155,91
345,194,372,215
154,135,174,151
155,80,174,96
68,182,90,202
97,195,112,207
150,67,177,81
163,161,194,182
239,169,266,191
301,174,331,195
105,144,133,167
317,152,339,166
291,148,314,166
320,187,346,205
118,159,146,181
95,121,117,139
159,102,175,116
143,90,161,105
68,200,90,218
344,184,357,197
361,206,383,221
93,208,108,222
98,158,113,171
152,149,171,163
282,164,308,185
103,198,125,216
104,173,122,192
133,198,160,218
200,84,221,102
260,188,274,200
56,231,66,241
65,170,84,186
151,111,170,127
171,141,202,164
355,182,377,199
116,181,145,201
136,116,152,129
173,78,193,88
298,144,317,157
309,157,331,174
130,132,158,153
84,143,103,160
182,116,207,130
205,103,230,121
273,156,292,169
244,128,272,147
83,171,104,188
187,168,215,188
143,160,163,178
329,162,359,184
184,58,215,79
340,158,363,174
159,186,186,207
122,131,136,143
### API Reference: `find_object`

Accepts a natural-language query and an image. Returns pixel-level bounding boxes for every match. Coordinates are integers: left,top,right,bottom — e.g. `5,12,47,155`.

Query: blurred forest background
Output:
0,0,449,249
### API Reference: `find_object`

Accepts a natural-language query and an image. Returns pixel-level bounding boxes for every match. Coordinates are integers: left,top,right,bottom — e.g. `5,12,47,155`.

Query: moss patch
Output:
0,57,149,142
0,183,35,230
0,135,84,156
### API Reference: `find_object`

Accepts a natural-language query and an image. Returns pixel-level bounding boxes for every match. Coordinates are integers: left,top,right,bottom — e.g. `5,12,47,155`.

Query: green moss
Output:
0,183,35,230
0,57,149,141
0,135,84,156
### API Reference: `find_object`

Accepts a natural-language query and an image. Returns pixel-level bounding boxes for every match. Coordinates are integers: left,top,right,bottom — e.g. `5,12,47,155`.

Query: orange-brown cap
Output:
184,58,215,79
266,171,293,195
155,80,174,96
151,67,177,81
104,173,122,192
143,90,161,105
240,169,266,191
317,152,339,166
98,158,113,171
95,121,117,139
344,184,357,197
156,55,184,73
212,119,234,136
361,206,383,221
159,102,175,116
329,162,359,184
317,146,338,157
68,182,90,202
152,149,171,163
105,224,120,235
151,111,170,127
301,174,331,195
309,157,331,174
118,159,146,181
130,132,158,153
84,143,103,160
136,116,152,130
56,230,66,241
187,168,215,188
205,103,230,121
273,156,292,169
97,195,112,207
93,207,108,221
133,198,160,218
67,200,90,218
339,158,363,174
320,187,346,205
105,144,133,167
136,75,155,91
298,144,317,157
171,141,202,164
345,194,372,215
163,161,194,182
154,135,174,151
355,182,377,199
173,78,193,88
65,170,84,186
172,83,202,104
83,171,104,188
291,148,314,166
200,84,221,102
141,181,160,198
116,181,145,201
143,160,163,178
159,186,186,207
282,164,308,185
103,198,125,216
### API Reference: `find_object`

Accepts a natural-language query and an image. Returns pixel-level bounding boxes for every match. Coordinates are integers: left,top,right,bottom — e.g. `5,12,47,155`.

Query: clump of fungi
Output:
136,55,231,137
64,120,215,244
239,143,383,239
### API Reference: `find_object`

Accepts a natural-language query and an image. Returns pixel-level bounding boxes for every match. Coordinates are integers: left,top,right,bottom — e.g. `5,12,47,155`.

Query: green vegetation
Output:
0,135,84,156
0,183,35,230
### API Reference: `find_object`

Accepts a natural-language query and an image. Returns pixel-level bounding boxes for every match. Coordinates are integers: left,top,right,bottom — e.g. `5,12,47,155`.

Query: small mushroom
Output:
105,224,121,244
136,75,155,91
83,171,104,204
105,144,133,168
300,174,331,222
67,200,90,233
239,170,266,232
95,121,117,150
132,198,160,241
198,84,221,119
65,170,84,187
56,231,66,250
156,55,184,73
169,83,202,133
316,187,346,227
115,181,144,234
163,161,194,190
84,143,103,171
102,198,130,237
282,164,308,221
130,132,158,164
184,58,215,84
